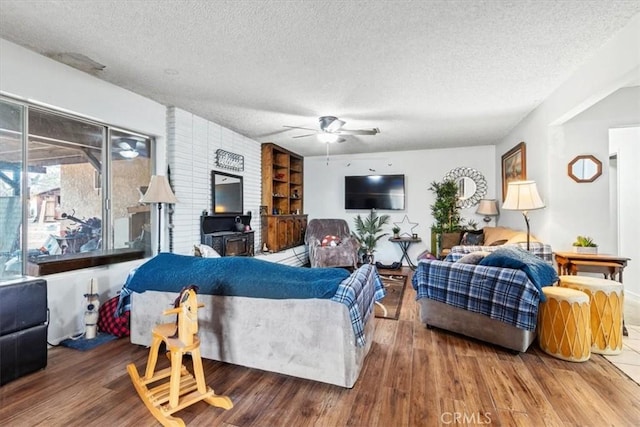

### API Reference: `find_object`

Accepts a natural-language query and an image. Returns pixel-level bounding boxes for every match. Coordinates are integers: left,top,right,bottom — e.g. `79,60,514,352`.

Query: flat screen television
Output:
345,174,405,210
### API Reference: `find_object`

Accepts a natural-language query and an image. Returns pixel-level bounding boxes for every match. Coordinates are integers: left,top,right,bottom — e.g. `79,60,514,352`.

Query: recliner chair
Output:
305,218,359,268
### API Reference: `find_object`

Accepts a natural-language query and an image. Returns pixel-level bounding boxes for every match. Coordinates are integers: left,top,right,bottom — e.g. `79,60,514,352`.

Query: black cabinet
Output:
0,278,48,385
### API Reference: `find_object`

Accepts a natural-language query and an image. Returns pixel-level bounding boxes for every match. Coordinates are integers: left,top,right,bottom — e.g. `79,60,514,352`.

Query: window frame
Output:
0,95,152,279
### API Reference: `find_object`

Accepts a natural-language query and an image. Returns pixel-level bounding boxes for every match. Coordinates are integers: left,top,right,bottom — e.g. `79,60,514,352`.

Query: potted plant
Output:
352,210,390,264
572,235,598,254
428,179,478,254
392,226,401,239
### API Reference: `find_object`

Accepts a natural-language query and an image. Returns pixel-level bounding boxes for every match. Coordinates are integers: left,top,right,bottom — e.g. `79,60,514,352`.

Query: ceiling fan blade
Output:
283,125,317,132
337,128,380,136
292,133,316,138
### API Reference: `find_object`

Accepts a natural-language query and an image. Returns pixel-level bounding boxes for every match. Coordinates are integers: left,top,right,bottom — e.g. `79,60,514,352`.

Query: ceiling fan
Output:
284,116,380,143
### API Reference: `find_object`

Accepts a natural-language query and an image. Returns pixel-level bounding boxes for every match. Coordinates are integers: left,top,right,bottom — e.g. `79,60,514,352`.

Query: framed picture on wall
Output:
501,141,526,201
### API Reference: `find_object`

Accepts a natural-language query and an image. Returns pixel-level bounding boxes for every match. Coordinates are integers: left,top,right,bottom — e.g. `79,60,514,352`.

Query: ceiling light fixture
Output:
318,132,340,143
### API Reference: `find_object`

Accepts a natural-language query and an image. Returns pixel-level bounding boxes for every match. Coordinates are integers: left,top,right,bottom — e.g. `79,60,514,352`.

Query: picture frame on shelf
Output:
501,141,526,201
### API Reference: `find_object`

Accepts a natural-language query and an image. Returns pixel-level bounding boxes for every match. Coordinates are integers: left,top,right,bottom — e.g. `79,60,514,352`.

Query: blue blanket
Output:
478,246,558,300
124,253,350,299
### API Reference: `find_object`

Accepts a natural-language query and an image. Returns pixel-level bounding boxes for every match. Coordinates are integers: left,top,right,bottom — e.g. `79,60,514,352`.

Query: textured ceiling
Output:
1,1,639,157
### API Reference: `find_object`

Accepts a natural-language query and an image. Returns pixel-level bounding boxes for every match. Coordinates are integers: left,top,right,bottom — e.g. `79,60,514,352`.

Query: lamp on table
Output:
140,175,178,254
476,199,499,225
501,181,545,250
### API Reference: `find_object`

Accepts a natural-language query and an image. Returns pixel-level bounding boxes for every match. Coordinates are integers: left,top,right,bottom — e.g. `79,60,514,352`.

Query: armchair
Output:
305,219,359,268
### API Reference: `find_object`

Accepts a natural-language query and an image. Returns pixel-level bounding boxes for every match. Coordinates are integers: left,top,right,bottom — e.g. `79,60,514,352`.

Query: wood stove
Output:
201,215,254,257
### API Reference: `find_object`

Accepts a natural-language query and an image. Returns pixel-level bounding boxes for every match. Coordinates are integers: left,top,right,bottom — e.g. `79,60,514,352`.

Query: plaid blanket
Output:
332,264,386,347
446,242,553,262
411,259,541,330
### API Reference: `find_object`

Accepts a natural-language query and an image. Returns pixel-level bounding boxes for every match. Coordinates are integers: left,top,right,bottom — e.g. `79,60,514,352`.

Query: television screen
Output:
345,174,405,210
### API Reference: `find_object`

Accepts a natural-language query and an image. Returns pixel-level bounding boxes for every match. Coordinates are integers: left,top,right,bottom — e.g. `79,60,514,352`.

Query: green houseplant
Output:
392,226,401,238
428,179,477,254
572,235,598,254
353,210,391,263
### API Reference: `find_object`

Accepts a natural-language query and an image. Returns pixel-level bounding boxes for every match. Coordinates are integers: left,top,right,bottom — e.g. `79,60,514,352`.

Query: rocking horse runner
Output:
127,286,232,426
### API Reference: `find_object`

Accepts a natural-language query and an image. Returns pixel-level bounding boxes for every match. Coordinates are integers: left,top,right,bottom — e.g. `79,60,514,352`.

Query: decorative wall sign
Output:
215,149,244,172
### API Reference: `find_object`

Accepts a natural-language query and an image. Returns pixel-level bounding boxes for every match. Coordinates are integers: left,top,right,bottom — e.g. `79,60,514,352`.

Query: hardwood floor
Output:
2,267,639,426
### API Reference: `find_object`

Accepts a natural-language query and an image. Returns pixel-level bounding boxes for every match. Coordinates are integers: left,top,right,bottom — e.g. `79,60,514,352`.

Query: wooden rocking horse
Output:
127,286,233,426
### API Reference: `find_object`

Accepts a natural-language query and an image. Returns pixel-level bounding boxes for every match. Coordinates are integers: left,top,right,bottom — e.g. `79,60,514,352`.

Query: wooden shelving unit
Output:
261,143,307,252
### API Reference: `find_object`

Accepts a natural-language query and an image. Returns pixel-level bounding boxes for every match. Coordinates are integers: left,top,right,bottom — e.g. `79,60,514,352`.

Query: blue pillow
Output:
478,246,558,300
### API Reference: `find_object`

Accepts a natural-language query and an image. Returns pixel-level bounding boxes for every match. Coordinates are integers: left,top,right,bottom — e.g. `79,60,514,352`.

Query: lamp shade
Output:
502,181,544,211
476,199,499,216
140,175,178,204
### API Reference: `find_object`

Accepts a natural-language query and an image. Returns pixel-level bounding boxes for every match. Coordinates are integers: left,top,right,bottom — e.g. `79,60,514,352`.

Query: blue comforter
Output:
120,253,385,347
124,253,350,299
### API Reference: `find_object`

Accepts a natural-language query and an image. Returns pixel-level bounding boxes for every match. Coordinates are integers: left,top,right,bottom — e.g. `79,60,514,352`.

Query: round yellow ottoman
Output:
538,286,591,362
559,275,624,355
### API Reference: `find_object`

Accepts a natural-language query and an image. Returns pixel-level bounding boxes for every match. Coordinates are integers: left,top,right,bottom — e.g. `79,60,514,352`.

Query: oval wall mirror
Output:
443,167,487,208
568,155,602,183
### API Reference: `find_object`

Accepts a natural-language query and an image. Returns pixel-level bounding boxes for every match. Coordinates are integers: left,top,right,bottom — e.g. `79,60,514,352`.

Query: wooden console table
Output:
389,236,421,269
554,251,631,335
554,252,630,282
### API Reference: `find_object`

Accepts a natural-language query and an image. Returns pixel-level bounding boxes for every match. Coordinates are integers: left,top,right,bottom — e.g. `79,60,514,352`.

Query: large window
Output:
0,97,152,280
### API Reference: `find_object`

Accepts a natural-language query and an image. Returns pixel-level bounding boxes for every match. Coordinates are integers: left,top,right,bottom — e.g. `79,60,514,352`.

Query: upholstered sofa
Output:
412,245,556,352
124,254,384,388
439,226,547,259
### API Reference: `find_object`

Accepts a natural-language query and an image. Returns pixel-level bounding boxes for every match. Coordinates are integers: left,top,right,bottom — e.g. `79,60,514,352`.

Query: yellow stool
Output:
538,286,591,362
559,275,624,355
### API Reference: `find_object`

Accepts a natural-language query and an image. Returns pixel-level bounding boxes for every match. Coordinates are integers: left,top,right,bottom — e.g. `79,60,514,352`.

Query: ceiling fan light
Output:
318,132,339,143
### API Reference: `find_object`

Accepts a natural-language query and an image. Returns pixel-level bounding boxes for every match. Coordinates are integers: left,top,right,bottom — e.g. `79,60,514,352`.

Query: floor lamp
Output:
140,175,178,254
502,181,545,250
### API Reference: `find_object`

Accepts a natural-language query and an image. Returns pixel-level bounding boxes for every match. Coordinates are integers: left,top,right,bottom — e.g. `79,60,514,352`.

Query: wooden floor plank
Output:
1,268,639,426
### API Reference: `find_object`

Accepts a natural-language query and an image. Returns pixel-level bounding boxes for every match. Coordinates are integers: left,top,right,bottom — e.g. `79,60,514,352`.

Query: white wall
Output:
304,145,496,264
0,39,167,343
552,87,640,253
610,127,640,301
495,14,640,248
495,15,640,301
168,107,262,255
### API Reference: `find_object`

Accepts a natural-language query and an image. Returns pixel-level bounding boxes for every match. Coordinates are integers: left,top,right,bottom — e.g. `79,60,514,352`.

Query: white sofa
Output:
130,290,375,388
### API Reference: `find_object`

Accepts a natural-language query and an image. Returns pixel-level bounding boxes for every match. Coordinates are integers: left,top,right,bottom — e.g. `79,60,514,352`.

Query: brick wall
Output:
167,107,261,255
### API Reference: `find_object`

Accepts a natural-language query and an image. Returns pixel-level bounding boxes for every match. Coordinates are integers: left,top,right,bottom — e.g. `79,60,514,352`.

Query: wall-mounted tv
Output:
345,174,405,210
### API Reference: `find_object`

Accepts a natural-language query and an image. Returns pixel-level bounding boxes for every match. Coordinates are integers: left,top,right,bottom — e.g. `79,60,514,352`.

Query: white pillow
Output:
198,244,221,258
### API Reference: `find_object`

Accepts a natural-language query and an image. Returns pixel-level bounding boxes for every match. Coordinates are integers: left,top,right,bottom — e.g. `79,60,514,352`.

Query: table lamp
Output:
140,175,178,254
476,199,499,225
502,181,545,250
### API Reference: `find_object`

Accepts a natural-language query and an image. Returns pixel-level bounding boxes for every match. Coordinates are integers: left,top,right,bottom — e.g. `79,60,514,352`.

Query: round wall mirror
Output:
568,155,602,183
443,167,487,208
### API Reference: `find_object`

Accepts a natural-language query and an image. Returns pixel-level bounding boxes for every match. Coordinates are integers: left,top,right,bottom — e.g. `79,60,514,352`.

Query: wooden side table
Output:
554,251,631,335
389,237,422,269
